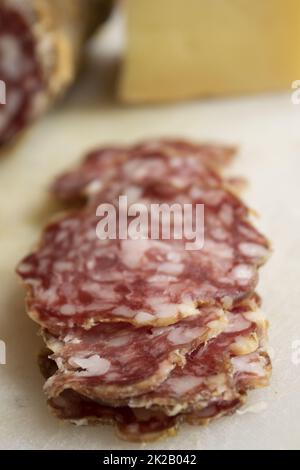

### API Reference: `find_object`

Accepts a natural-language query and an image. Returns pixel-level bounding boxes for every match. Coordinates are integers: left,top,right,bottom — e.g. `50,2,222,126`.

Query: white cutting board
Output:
0,15,300,450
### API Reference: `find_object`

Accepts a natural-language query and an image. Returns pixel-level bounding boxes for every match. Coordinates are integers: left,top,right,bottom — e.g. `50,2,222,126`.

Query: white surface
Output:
0,19,300,451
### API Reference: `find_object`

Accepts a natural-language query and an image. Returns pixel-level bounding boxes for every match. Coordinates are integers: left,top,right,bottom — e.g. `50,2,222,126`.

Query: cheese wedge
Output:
119,0,300,102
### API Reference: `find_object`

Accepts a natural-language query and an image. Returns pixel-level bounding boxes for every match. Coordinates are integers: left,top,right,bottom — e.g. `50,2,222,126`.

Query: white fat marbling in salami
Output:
43,346,271,441
17,194,269,331
39,295,271,442
42,306,226,400
129,299,270,414
48,388,248,442
18,138,272,442
52,140,235,202
133,139,237,168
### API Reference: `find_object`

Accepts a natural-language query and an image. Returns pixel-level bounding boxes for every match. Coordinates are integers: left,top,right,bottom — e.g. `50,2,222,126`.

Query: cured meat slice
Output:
52,146,130,202
131,140,247,194
48,390,245,442
128,304,268,414
43,348,271,442
115,398,246,441
38,351,178,441
38,296,271,442
45,299,254,407
132,138,237,169
17,191,270,331
19,141,270,331
51,141,235,203
0,0,112,146
18,138,272,442
42,306,227,401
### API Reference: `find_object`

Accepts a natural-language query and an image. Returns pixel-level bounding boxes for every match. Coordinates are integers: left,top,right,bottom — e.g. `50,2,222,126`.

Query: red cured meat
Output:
42,306,226,400
52,141,234,203
18,138,272,442
17,199,269,331
129,304,269,413
0,2,44,145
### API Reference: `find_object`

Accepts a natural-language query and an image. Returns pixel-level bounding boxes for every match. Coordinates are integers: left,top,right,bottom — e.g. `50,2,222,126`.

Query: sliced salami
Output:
39,295,271,442
42,306,227,401
129,307,270,414
17,193,270,331
18,138,272,442
48,389,179,443
38,353,177,441
51,142,234,203
132,138,237,168
48,390,246,442
44,349,271,442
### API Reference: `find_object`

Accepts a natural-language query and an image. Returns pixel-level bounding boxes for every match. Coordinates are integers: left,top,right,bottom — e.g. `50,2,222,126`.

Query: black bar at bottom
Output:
0,450,201,465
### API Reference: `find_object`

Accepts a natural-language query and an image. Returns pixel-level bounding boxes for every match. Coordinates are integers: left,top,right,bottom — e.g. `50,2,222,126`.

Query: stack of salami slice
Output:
17,139,272,442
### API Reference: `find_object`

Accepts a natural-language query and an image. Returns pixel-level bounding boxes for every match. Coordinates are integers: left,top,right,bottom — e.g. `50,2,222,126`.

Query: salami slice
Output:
0,0,112,146
38,353,178,441
48,389,179,442
129,304,269,414
42,306,227,401
52,295,267,411
43,348,271,442
17,191,270,331
38,296,271,442
51,142,234,203
52,146,130,202
48,389,247,442
132,138,237,169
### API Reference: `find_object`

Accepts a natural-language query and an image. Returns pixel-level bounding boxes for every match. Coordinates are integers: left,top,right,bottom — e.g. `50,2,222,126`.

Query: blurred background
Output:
1,0,300,147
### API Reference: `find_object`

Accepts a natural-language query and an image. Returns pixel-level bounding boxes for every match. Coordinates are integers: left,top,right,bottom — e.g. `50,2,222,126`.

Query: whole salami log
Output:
0,0,112,146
